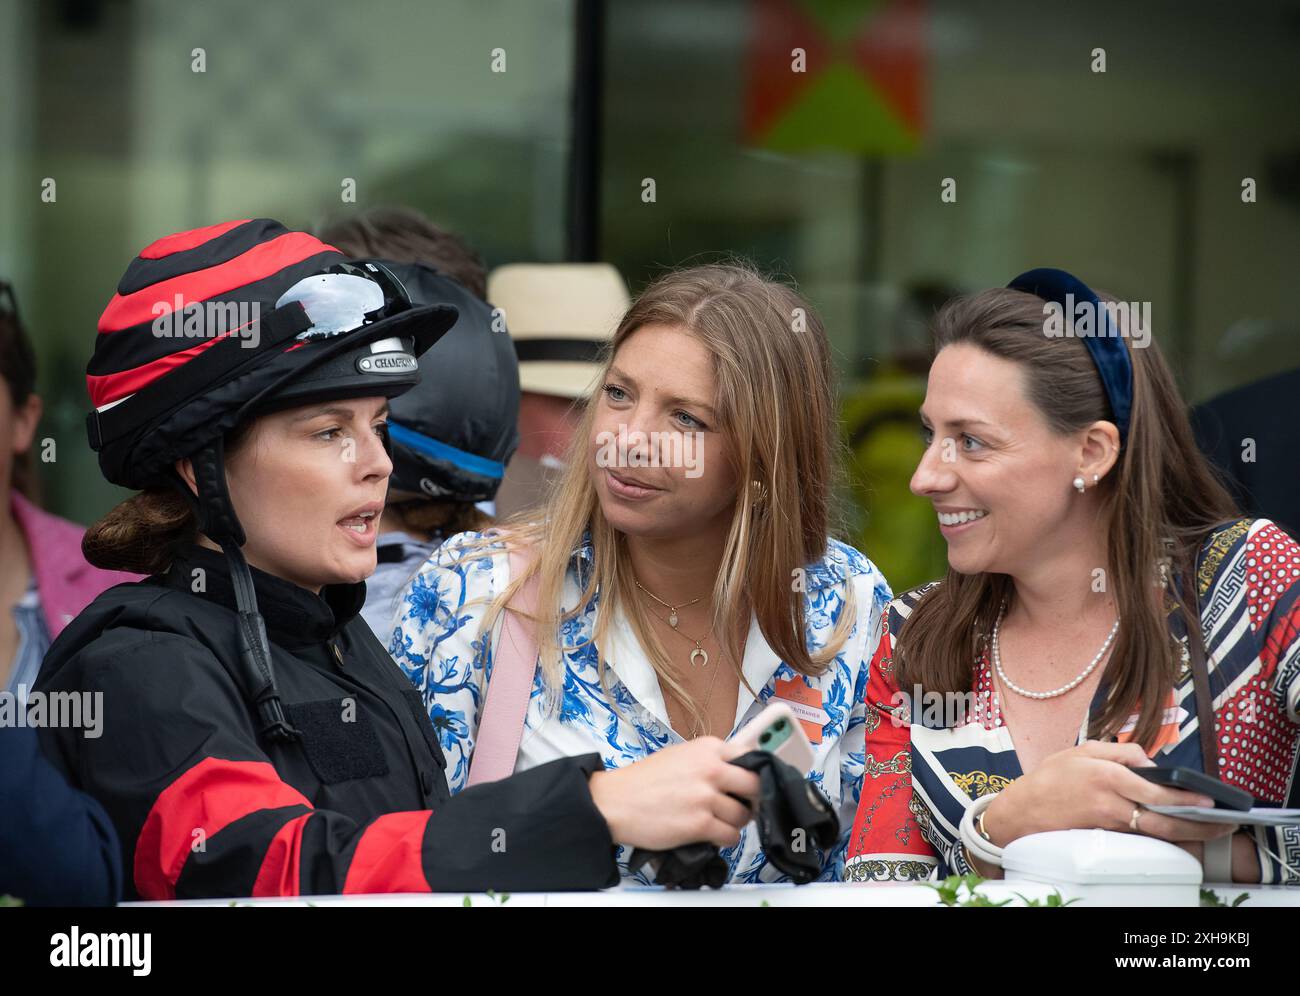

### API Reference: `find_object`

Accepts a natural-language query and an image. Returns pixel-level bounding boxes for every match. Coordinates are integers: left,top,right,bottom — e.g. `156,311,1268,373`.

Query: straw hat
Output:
487,262,630,399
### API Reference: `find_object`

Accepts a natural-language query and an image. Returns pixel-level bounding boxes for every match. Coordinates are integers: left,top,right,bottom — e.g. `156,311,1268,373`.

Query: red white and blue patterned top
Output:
845,518,1300,886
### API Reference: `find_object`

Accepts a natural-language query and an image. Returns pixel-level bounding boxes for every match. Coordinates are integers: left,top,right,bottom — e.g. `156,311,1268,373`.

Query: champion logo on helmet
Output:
357,352,418,374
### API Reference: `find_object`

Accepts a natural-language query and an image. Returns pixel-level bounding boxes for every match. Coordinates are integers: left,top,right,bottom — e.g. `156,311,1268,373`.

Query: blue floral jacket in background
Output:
388,530,891,886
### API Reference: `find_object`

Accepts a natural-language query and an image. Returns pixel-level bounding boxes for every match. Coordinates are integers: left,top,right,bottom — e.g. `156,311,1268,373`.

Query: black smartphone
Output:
1135,766,1253,811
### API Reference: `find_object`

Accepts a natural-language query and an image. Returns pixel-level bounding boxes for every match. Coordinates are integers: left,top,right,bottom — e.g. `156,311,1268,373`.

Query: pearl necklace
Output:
991,601,1119,700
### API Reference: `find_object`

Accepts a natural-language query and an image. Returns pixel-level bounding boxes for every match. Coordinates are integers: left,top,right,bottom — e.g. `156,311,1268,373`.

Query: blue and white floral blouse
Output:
388,530,892,886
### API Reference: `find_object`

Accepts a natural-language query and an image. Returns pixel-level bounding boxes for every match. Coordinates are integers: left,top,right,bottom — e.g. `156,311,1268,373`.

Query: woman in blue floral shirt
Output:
390,263,892,885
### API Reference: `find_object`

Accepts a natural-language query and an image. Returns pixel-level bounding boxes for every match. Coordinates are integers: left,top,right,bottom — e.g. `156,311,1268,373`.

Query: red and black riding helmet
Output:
85,218,458,742
87,218,456,496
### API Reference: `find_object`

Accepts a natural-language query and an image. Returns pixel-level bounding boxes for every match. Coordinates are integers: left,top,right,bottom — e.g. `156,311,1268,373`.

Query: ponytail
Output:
82,488,197,575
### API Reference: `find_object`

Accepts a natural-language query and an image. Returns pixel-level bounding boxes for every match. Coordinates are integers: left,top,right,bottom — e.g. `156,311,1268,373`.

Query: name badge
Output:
774,678,828,744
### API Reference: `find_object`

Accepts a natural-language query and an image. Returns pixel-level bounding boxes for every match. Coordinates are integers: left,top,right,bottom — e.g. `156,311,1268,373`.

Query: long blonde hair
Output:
465,262,857,730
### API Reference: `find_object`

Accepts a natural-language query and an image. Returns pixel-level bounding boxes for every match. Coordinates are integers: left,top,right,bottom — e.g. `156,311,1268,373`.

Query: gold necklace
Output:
645,605,713,668
642,601,730,737
688,654,725,739
633,576,702,629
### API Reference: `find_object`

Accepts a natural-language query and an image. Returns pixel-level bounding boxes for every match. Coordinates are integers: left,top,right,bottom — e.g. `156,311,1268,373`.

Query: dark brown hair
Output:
383,496,492,540
894,288,1240,751
320,206,487,302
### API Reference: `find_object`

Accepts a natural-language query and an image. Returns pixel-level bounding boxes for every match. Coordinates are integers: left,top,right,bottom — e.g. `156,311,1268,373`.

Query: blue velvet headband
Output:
1006,267,1133,444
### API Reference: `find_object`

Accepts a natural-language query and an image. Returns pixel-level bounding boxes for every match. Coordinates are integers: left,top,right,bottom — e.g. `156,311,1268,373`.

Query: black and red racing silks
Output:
36,544,619,899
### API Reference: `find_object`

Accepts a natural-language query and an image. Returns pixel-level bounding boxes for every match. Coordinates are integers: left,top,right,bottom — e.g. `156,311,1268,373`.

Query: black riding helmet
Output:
85,219,457,743
379,261,520,505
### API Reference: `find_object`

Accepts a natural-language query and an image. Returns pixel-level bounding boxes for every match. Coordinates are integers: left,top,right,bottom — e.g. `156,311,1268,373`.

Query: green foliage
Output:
463,890,511,907
1199,887,1249,907
1015,891,1080,907
926,873,1010,907
926,873,1076,907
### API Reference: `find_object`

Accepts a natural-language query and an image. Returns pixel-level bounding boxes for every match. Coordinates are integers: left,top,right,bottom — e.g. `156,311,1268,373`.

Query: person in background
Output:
489,263,629,519
320,205,488,300
0,280,137,701
0,726,122,906
842,281,962,595
1191,366,1300,536
0,279,131,906
321,209,520,641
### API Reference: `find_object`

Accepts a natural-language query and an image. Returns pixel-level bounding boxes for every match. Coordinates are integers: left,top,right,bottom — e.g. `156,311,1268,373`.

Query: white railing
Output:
127,830,1300,907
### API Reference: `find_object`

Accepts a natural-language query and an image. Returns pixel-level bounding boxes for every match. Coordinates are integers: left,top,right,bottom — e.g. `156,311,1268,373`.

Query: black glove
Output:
626,750,840,889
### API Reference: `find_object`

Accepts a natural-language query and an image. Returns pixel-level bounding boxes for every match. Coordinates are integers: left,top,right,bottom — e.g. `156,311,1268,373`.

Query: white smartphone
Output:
731,702,816,775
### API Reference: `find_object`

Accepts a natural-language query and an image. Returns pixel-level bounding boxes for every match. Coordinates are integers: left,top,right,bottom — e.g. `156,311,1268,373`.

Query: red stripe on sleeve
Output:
252,812,314,898
342,811,433,895
97,231,338,333
134,757,313,901
138,220,252,259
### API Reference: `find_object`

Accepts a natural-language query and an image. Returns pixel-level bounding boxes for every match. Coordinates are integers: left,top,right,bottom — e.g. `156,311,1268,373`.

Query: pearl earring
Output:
1073,476,1086,493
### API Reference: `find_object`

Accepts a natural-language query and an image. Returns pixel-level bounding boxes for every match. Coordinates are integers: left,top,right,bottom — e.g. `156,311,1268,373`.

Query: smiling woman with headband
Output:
846,268,1300,887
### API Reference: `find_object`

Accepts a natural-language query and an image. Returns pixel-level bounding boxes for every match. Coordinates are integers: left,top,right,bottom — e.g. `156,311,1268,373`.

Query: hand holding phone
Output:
730,702,816,775
1134,765,1253,811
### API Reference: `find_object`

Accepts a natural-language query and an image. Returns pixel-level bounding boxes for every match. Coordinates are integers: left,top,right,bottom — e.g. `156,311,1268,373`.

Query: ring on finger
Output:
1129,806,1143,832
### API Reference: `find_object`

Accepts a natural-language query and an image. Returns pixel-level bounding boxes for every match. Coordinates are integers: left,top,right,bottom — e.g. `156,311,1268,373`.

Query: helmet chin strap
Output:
180,438,300,745
189,437,246,547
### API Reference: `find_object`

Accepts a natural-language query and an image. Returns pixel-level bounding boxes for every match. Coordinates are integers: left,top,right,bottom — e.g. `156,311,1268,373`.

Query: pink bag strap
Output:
467,544,541,787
